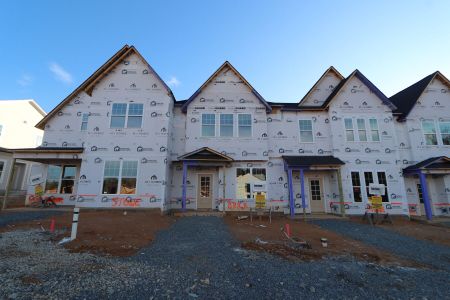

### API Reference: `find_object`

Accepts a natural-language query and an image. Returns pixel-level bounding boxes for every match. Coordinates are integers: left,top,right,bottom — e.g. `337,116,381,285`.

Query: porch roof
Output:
178,147,233,162
403,156,450,173
283,155,345,169
12,147,84,164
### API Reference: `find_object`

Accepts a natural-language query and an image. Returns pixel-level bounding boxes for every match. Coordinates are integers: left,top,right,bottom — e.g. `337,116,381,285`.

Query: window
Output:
351,172,362,202
60,166,76,194
417,184,424,203
45,165,62,193
200,176,211,198
110,103,143,129
439,122,450,145
252,168,266,181
310,180,322,201
236,167,266,200
357,119,367,141
364,171,374,199
0,161,4,181
220,114,233,137
377,172,389,202
102,161,138,194
422,120,437,145
111,103,127,128
299,120,313,142
127,103,144,128
344,118,355,141
369,118,380,141
201,114,215,137
238,114,252,137
81,113,89,131
45,165,76,194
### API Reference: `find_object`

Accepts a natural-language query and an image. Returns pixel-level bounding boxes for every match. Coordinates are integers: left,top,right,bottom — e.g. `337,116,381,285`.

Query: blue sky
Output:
1,0,449,112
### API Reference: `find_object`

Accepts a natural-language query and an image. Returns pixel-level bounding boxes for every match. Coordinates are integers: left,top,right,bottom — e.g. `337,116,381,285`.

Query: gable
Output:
181,62,271,112
178,147,233,161
390,71,450,120
36,45,174,129
324,70,396,111
299,67,344,107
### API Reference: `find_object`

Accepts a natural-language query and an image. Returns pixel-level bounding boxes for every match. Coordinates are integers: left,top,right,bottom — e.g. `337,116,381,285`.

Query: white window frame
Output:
238,113,252,138
102,160,139,195
220,113,234,137
298,119,314,143
438,121,450,146
421,120,438,146
369,118,380,142
356,118,368,142
201,113,216,137
81,113,89,131
344,118,355,142
45,164,77,194
110,103,144,129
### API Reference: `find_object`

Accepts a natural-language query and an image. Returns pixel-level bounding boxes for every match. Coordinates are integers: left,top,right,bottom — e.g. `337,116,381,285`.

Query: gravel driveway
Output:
1,216,449,299
312,219,450,271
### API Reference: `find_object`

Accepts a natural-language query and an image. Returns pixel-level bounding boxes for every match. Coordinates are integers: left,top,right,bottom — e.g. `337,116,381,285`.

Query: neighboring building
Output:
12,45,450,219
0,100,45,196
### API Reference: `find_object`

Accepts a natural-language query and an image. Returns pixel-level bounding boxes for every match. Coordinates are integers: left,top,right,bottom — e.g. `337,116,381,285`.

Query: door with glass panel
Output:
197,174,213,209
309,178,325,213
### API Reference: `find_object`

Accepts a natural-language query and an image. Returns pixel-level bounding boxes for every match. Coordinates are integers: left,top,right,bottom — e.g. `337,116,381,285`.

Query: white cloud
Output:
17,74,33,87
167,76,181,88
49,62,73,84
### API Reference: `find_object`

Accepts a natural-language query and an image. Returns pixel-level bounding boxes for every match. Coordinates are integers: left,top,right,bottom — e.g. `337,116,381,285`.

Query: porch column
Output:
182,161,188,211
287,168,295,218
1,158,16,210
300,168,306,221
336,168,345,217
418,171,433,220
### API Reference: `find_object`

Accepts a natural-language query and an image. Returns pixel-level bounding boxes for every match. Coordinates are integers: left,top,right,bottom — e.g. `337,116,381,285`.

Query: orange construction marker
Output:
285,223,291,237
49,218,55,233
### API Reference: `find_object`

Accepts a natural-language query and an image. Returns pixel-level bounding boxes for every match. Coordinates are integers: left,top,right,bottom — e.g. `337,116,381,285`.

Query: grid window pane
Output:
121,161,138,177
220,114,233,137
128,103,143,115
104,161,120,177
299,120,312,131
364,172,374,198
112,103,127,115
299,120,313,142
127,116,142,128
238,114,252,137
357,119,367,141
202,114,215,137
47,165,62,180
252,168,266,181
346,130,355,141
111,116,126,128
422,121,436,133
439,122,450,145
344,118,353,129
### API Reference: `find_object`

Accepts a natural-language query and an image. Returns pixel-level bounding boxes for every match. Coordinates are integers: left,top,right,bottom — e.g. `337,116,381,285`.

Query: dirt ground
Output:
224,215,424,267
1,209,175,256
348,216,450,247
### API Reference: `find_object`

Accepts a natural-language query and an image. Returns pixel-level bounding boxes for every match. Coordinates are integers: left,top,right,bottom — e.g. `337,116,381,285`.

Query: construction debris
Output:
237,215,249,220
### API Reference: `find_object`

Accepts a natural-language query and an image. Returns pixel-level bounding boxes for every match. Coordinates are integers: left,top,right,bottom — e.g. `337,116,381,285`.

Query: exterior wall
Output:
0,100,44,148
327,76,408,215
29,56,449,215
395,77,450,216
183,67,269,160
35,53,173,209
0,151,13,191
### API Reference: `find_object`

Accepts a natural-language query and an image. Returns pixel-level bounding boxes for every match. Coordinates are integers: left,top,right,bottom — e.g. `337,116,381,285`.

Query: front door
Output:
309,178,325,213
197,174,213,209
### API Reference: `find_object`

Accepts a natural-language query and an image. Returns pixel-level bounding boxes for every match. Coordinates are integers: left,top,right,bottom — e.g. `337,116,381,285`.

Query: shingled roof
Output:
389,71,450,120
